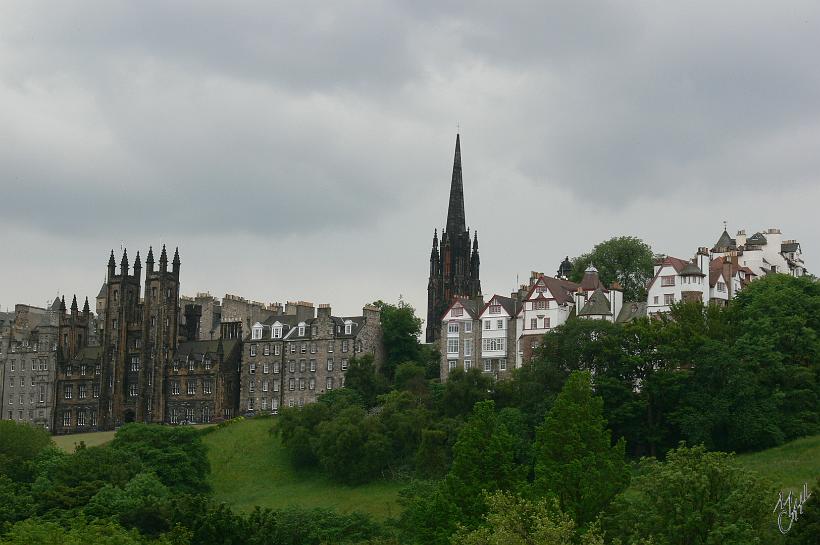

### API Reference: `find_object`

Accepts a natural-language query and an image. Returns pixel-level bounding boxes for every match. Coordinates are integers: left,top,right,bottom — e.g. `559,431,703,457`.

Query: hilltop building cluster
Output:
0,134,810,433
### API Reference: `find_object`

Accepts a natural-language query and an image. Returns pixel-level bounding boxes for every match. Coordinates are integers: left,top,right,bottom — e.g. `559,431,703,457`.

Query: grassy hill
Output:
202,416,404,520
735,433,820,493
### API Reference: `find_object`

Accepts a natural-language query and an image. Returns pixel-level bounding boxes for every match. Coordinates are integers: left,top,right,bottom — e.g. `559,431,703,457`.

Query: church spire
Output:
445,134,466,234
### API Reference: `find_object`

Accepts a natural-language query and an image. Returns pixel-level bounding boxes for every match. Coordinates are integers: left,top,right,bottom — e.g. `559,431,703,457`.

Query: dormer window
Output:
344,321,352,335
272,325,282,339
252,325,263,340
298,325,305,336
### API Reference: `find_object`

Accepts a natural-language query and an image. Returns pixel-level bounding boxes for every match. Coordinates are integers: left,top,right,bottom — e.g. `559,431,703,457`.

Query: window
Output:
95,364,100,375
530,318,538,329
484,359,491,372
80,364,87,376
489,304,501,314
341,340,349,353
310,342,316,354
39,385,45,403
263,363,269,374
447,321,459,334
290,344,296,354
482,338,506,352
186,407,194,422
299,378,305,390
248,380,255,393
448,360,456,371
301,343,307,354
661,276,675,287
345,323,353,335
464,321,472,333
249,344,257,357
327,342,334,353
298,325,305,336
173,360,179,372
172,381,180,395
63,412,71,427
447,338,459,354
274,380,280,392
187,381,196,395
130,356,140,372
263,344,270,356
535,300,546,310
77,411,86,427
327,358,334,372
9,360,14,372
499,358,507,371
252,327,262,340
78,385,87,399
497,319,504,329
272,327,282,339
653,296,659,304
341,359,348,370
272,399,279,412
288,399,294,408
289,360,295,373
249,362,256,374
452,307,463,317
289,378,295,390
93,383,100,398
274,345,281,356
129,384,139,397
261,398,268,410
91,411,98,427
204,379,212,394
717,281,726,293
66,365,72,377
262,380,269,392
247,398,255,410
273,362,280,374
464,340,472,356
326,377,333,390
664,294,675,305
309,359,316,372
64,385,73,399
464,360,472,370
309,378,315,390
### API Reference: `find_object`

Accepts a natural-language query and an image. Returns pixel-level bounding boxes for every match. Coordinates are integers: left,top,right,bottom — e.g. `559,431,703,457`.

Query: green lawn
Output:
735,434,820,493
52,430,117,452
203,417,405,520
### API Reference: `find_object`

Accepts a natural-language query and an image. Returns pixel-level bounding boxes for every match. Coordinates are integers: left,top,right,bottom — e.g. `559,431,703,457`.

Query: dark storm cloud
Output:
0,1,818,312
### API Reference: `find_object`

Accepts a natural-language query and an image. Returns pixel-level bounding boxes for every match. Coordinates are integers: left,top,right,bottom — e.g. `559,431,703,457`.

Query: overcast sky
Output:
1,1,818,322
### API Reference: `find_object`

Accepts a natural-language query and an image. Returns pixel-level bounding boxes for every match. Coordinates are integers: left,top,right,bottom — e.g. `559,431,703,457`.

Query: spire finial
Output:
82,297,90,314
445,133,466,234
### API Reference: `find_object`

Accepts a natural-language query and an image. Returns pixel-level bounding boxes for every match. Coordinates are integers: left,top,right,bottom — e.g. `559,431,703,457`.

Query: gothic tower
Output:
426,134,481,343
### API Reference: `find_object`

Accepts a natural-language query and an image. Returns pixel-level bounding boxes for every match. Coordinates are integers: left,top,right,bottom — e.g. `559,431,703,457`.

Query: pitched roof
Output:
443,296,482,320
746,232,767,246
680,261,705,276
480,295,520,317
175,339,239,359
781,242,800,253
712,229,737,251
659,256,689,273
580,265,605,292
616,302,647,323
578,288,612,316
522,275,580,306
97,283,107,299
50,297,62,311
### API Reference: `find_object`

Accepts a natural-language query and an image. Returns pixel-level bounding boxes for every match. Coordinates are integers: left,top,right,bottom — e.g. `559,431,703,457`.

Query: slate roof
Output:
747,232,767,246
712,229,737,251
175,339,239,360
480,295,521,317
72,345,103,363
680,261,705,276
97,283,107,299
447,297,482,319
522,275,581,307
781,242,800,253
616,302,647,323
578,288,612,316
580,265,605,292
657,256,689,273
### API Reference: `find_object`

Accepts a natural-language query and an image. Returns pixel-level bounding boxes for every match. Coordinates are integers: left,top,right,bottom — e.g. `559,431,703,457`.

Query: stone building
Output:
179,292,222,340
426,134,482,343
220,294,282,341
54,246,244,433
240,302,383,414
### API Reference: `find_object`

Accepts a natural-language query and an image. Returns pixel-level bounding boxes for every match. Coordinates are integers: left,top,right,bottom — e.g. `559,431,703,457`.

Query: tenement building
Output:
240,302,383,414
53,246,241,434
426,134,482,343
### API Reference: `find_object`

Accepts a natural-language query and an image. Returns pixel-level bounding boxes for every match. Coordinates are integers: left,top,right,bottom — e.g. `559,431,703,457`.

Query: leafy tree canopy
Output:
570,236,654,301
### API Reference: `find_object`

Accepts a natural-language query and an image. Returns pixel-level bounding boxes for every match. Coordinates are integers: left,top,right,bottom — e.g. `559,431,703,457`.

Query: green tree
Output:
0,476,33,528
606,444,771,545
533,371,628,526
439,368,494,418
86,471,173,537
314,406,391,484
0,420,52,482
451,491,603,545
570,236,654,301
373,300,425,380
109,424,210,495
785,478,820,544
344,354,390,408
0,518,148,545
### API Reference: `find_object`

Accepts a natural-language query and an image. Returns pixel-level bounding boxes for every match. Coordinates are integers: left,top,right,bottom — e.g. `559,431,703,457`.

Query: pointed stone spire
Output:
445,134,466,234
133,251,142,278
120,248,129,276
472,230,479,252
159,244,168,272
82,297,90,315
431,229,439,258
172,247,181,277
108,250,116,279
70,295,78,313
146,246,155,272
59,295,66,312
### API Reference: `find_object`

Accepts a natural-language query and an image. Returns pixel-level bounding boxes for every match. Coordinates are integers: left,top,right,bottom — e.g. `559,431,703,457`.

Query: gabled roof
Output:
712,229,737,252
746,232,767,246
480,295,519,318
442,297,481,320
97,283,107,299
578,288,612,316
522,275,579,306
50,297,62,311
647,256,689,291
175,339,240,360
781,242,800,253
616,302,647,323
708,256,743,287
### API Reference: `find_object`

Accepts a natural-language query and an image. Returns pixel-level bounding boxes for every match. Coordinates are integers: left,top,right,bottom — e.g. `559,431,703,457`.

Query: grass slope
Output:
203,417,404,520
735,434,820,493
53,430,117,452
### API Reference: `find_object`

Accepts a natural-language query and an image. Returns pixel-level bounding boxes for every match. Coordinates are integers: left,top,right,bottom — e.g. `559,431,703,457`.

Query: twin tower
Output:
426,135,482,343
